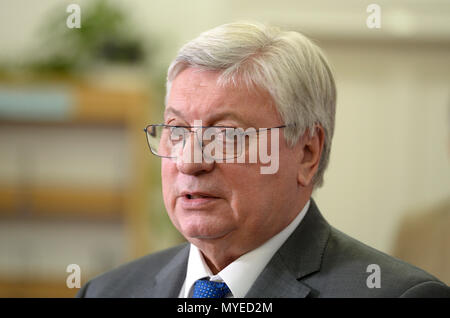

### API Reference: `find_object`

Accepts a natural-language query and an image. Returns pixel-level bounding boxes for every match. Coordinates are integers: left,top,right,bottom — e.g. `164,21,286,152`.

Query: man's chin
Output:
184,227,235,241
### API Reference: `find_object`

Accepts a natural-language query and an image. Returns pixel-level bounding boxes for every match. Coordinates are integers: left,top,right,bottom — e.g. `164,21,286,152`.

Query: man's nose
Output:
176,131,214,175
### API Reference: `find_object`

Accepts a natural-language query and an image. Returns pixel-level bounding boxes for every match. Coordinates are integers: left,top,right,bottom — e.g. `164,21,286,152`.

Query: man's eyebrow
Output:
164,106,252,127
164,107,184,119
164,106,181,116
208,111,250,127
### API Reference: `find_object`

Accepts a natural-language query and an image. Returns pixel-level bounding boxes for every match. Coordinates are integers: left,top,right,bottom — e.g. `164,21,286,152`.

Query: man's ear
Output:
297,125,325,187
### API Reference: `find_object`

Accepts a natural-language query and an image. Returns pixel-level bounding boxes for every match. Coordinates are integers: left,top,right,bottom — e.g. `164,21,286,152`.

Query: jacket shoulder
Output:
77,243,188,297
307,227,449,297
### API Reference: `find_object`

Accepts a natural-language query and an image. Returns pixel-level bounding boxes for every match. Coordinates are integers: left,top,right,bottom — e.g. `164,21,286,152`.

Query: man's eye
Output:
170,127,186,138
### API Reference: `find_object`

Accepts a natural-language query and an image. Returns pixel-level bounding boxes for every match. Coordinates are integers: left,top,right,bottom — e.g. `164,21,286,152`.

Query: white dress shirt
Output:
178,200,310,298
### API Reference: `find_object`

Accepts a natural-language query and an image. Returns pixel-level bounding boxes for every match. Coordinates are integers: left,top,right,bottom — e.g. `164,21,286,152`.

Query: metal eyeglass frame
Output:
143,124,288,159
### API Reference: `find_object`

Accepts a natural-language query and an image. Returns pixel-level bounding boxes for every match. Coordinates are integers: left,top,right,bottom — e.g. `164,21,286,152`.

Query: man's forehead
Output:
164,104,254,127
165,68,280,126
169,67,270,103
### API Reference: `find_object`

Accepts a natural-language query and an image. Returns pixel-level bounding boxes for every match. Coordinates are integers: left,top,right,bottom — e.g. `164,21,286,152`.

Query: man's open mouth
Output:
185,193,218,200
182,192,218,200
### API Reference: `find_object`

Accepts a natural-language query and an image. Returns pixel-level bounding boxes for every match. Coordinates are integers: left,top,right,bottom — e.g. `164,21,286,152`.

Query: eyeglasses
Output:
143,124,287,160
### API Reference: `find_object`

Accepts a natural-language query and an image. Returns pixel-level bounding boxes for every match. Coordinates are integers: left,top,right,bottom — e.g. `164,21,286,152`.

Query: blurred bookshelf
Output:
0,74,155,297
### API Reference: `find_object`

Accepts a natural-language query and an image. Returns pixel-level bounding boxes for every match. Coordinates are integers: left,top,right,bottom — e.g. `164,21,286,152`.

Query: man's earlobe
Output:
297,169,309,187
297,125,325,187
297,157,315,187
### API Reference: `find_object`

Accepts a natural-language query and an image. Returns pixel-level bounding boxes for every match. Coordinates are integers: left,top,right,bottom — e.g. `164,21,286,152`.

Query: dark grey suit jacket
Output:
77,199,450,297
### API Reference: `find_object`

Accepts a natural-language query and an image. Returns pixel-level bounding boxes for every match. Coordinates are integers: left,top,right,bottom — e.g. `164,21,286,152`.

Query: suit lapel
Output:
138,199,330,298
245,199,330,298
143,244,190,298
244,251,312,298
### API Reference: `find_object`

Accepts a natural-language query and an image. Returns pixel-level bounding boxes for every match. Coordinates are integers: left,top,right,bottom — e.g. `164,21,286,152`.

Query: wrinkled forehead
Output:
164,68,281,127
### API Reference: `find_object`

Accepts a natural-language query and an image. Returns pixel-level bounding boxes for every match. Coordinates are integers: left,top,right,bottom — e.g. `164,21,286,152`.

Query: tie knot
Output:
192,279,231,298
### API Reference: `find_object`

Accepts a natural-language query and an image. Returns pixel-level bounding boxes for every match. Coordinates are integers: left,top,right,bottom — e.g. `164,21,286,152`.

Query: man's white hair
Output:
166,22,336,188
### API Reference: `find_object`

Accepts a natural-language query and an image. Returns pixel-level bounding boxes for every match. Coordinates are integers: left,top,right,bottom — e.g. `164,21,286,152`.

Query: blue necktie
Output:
192,279,231,298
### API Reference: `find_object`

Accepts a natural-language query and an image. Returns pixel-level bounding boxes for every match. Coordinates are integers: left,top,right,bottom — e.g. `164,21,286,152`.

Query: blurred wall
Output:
0,0,449,276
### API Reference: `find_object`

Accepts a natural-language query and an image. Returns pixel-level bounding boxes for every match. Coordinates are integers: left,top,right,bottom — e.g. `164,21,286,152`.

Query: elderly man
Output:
78,22,449,298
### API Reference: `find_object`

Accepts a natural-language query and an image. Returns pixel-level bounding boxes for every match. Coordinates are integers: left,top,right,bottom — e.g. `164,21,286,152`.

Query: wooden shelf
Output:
0,75,157,297
0,185,126,219
0,278,81,298
75,83,149,124
0,83,149,125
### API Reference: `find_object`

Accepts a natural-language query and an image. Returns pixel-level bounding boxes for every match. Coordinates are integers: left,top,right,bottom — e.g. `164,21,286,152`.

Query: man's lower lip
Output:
179,196,220,208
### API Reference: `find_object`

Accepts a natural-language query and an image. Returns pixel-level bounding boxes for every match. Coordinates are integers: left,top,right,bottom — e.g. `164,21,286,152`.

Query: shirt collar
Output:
182,200,310,298
182,244,215,298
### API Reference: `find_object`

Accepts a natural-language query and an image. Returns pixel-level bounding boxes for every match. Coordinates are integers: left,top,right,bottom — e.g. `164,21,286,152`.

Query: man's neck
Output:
193,196,312,275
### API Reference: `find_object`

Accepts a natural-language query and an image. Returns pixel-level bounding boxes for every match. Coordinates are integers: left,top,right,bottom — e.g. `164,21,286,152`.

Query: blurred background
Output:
0,0,448,297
